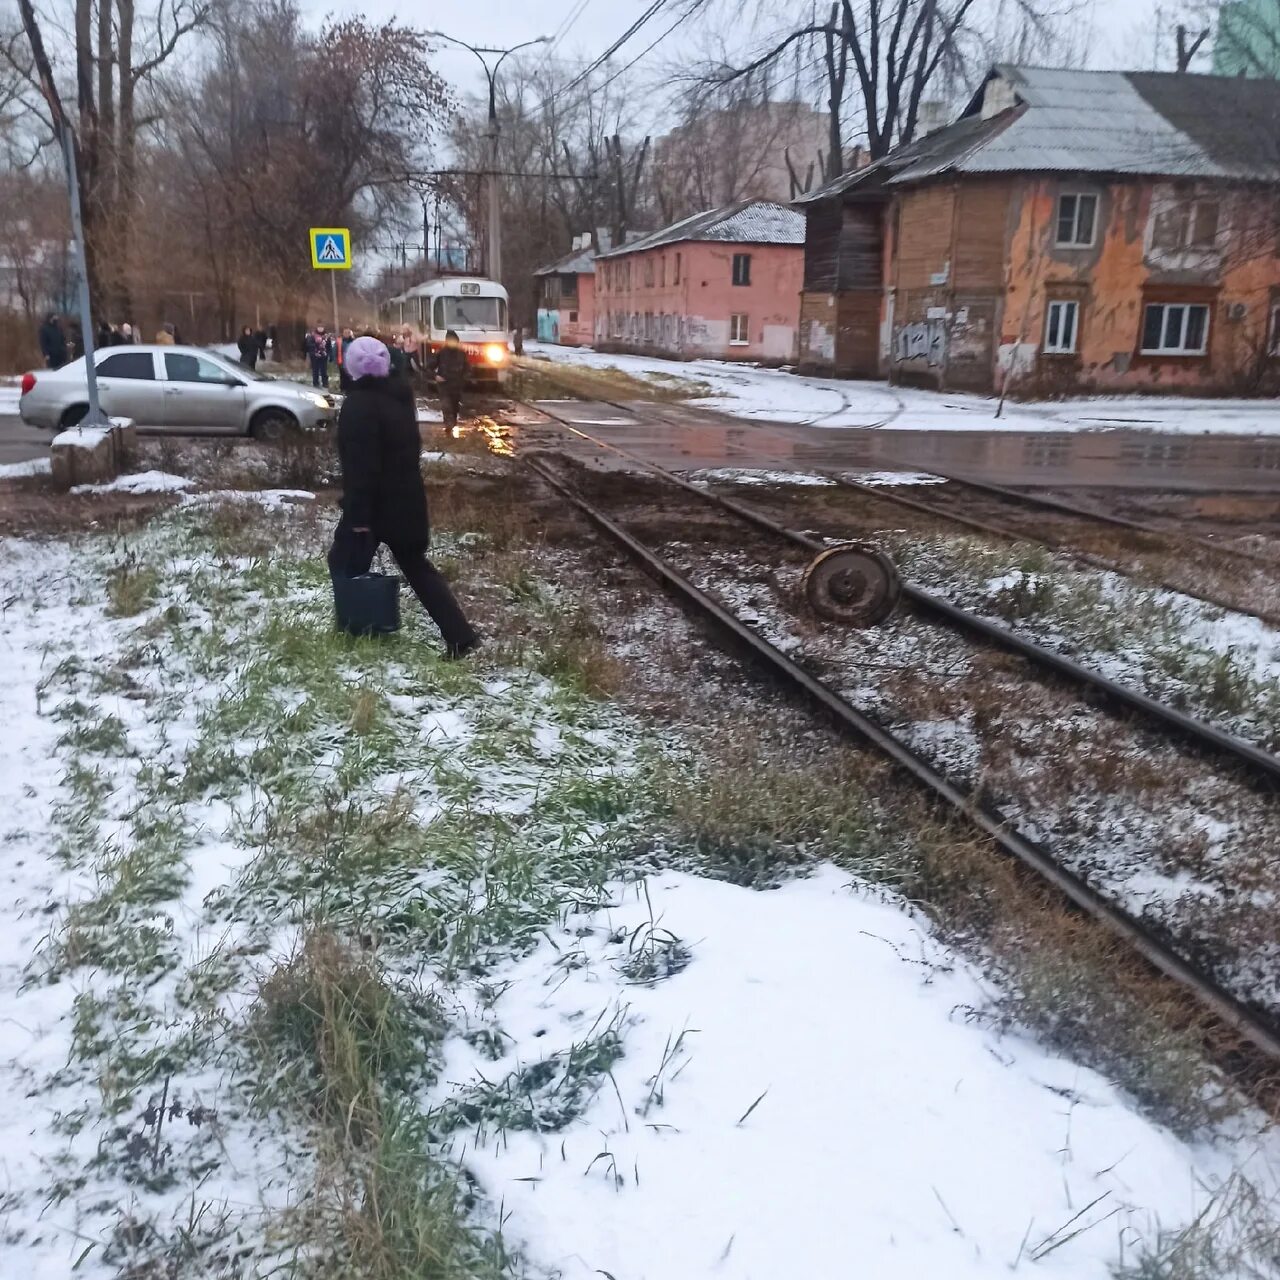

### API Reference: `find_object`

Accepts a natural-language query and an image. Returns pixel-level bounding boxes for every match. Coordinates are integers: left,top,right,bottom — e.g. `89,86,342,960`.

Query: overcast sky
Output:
311,0,1200,121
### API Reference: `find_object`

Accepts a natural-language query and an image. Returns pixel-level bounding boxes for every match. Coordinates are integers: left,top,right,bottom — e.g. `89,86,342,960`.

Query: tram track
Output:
510,372,1280,618
515,400,1280,1071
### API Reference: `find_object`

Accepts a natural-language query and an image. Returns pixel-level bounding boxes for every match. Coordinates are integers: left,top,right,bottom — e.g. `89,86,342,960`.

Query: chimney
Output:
916,100,949,135
594,227,613,252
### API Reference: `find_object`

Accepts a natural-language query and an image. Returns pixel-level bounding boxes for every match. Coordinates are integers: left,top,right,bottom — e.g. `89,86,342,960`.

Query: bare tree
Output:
5,0,212,316
439,58,654,324
687,0,1064,168
162,2,450,334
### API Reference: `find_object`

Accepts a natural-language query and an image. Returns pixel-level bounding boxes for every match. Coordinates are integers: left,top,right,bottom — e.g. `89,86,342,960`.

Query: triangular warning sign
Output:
318,236,345,262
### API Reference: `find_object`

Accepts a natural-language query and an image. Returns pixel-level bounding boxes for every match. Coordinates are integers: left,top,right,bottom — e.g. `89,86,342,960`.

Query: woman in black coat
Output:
237,325,259,370
327,336,478,657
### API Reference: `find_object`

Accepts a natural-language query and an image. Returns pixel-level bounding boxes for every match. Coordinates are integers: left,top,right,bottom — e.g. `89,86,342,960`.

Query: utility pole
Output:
18,0,107,425
425,31,551,282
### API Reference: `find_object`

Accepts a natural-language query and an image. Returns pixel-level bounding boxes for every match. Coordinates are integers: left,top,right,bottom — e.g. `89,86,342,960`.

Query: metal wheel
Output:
802,543,901,627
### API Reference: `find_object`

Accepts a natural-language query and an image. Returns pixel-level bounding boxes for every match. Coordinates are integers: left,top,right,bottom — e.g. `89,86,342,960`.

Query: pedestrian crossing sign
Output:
310,227,352,270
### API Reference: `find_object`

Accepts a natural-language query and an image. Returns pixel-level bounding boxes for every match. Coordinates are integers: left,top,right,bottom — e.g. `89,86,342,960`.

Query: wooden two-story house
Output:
796,65,1280,395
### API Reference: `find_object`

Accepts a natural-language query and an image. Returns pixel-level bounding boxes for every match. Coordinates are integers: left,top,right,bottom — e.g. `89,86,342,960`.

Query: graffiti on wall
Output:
536,309,560,343
894,319,946,366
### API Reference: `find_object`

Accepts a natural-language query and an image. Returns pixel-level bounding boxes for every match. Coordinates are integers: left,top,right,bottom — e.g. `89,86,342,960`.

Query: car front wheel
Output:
249,408,297,443
59,404,89,429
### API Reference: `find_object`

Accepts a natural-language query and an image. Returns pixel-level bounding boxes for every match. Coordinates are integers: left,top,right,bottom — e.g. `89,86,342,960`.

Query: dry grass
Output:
251,932,507,1278
628,688,1265,1134
509,356,710,404
106,557,161,617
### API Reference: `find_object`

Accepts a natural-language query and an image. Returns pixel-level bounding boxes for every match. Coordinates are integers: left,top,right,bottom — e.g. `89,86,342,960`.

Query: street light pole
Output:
426,32,550,282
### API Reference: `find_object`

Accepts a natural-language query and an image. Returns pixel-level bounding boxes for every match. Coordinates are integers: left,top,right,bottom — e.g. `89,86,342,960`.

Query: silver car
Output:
18,345,334,439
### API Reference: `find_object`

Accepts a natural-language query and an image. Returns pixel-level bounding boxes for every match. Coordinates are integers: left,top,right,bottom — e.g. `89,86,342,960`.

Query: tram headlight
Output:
482,343,508,366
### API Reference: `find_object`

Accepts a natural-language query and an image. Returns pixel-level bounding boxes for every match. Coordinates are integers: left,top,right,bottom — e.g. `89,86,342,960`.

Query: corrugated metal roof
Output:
596,200,805,258
894,67,1214,180
533,245,597,276
800,65,1280,196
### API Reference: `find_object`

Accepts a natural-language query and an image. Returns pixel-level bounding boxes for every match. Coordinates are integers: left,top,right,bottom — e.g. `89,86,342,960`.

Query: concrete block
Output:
111,416,139,468
50,418,137,490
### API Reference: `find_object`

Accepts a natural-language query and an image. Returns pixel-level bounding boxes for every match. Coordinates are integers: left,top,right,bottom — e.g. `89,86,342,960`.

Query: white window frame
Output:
1140,302,1210,356
1055,192,1098,248
1043,299,1079,354
732,253,752,286
729,313,750,346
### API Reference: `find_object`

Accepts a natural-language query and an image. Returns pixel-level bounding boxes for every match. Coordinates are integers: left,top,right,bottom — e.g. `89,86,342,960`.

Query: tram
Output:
387,277,512,384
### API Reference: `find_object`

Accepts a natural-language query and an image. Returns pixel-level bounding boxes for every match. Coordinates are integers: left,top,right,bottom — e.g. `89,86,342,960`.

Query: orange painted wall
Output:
998,176,1280,394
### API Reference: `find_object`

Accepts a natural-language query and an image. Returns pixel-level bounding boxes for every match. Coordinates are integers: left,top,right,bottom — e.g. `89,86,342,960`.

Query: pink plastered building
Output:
534,241,597,347
593,201,805,363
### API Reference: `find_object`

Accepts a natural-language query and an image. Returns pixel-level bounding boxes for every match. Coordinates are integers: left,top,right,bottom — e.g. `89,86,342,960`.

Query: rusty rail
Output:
828,474,1280,630
521,405,1280,789
523,450,1280,1066
903,465,1280,571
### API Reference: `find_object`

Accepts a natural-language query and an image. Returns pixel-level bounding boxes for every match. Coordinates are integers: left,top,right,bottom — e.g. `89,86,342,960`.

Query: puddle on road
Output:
500,403,1280,491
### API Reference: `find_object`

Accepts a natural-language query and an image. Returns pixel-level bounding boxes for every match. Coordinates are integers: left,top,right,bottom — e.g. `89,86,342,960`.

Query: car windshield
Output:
436,297,506,331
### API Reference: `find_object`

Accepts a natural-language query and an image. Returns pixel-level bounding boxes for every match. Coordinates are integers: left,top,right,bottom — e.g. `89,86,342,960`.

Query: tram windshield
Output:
432,296,507,332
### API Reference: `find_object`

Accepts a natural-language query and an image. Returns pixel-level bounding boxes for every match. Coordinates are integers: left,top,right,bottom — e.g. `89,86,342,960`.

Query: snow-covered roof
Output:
596,200,805,258
534,245,597,276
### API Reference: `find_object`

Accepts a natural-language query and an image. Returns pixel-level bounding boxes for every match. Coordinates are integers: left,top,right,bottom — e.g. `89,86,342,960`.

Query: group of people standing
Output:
36,313,185,369
301,322,470,427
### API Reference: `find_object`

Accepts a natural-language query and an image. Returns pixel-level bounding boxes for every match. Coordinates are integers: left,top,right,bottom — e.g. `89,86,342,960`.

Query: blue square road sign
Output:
310,227,352,270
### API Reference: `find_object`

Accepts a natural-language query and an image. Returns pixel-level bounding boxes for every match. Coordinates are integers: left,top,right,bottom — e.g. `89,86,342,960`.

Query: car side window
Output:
97,352,155,380
165,353,234,384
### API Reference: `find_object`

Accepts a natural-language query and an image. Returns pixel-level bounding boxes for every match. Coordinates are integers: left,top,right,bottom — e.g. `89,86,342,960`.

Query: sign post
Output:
310,227,352,366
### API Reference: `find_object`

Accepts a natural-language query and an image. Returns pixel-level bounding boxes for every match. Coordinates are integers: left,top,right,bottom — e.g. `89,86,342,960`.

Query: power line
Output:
558,0,670,96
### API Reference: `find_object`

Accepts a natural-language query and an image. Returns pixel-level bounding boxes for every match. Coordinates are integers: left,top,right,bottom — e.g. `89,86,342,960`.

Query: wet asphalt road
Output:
0,414,51,467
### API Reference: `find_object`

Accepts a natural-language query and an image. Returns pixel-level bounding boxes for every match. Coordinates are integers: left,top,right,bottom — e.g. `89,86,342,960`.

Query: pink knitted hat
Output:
345,336,390,380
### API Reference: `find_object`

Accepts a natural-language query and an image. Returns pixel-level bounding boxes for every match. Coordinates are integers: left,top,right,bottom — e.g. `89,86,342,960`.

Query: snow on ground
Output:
71,469,194,494
0,384,20,414
4,489,1279,1278
0,456,50,479
851,469,947,486
528,342,1280,435
439,868,1278,1279
0,536,300,1278
688,466,834,486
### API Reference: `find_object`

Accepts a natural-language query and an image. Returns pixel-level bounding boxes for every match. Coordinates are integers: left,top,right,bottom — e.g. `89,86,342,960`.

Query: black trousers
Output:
441,385,463,426
310,356,329,387
329,522,476,651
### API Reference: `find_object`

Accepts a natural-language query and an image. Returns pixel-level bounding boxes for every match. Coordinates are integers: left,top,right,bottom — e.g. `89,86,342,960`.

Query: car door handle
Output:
169,388,184,395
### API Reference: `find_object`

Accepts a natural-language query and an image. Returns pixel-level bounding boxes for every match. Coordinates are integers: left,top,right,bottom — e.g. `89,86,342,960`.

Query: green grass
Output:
23,478,1273,1273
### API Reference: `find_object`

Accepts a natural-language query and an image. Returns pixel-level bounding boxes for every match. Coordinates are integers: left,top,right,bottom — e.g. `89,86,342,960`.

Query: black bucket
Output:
332,570,401,636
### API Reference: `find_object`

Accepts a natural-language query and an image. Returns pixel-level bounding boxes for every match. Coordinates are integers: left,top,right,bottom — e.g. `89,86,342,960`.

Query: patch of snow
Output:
51,424,111,448
0,456,51,479
527,342,1280,436
852,470,947,486
72,469,194,495
183,488,315,509
440,868,1279,1280
420,450,467,465
417,406,444,423
0,387,20,414
689,467,835,486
